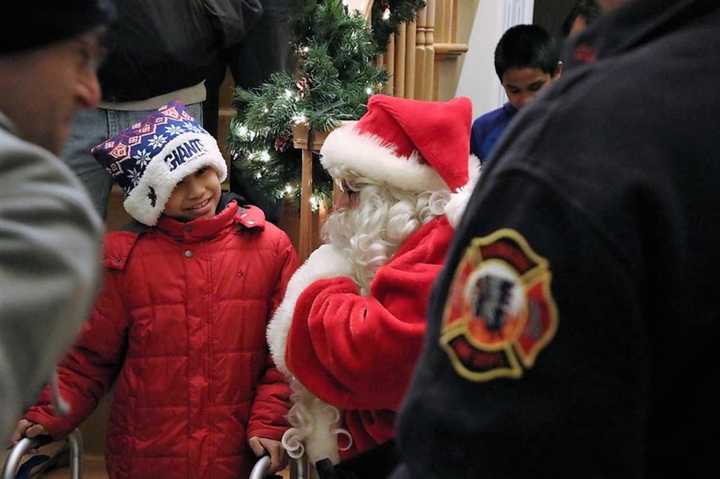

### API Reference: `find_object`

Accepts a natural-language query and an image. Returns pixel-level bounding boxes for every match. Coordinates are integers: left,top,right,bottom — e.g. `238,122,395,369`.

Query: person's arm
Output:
225,0,291,90
284,220,454,411
248,239,297,439
22,267,129,439
247,238,297,471
396,166,644,478
246,345,290,474
246,346,290,474
0,142,102,438
469,118,485,161
205,0,263,49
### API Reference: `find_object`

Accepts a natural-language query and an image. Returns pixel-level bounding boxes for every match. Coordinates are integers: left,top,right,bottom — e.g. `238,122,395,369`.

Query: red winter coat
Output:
25,201,297,479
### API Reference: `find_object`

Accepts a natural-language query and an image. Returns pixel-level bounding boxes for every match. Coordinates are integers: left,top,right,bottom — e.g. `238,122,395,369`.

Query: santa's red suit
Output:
267,94,478,469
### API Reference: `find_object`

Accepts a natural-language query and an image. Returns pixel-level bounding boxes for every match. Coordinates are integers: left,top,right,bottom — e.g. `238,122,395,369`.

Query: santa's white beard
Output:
280,183,449,466
323,184,449,294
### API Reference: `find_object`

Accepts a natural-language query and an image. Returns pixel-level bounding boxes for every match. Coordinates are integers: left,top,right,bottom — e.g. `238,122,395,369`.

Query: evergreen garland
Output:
372,0,426,49
228,0,424,207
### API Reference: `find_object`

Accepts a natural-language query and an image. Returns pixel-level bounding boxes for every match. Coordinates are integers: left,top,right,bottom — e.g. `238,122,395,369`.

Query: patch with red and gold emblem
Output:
440,229,558,382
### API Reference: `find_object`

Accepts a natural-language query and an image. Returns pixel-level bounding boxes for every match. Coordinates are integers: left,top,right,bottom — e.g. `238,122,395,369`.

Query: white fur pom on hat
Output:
91,101,227,226
320,95,473,192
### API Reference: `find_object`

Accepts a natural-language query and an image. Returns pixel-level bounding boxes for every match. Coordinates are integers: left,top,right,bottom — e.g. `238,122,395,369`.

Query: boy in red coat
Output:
266,95,479,478
13,102,298,479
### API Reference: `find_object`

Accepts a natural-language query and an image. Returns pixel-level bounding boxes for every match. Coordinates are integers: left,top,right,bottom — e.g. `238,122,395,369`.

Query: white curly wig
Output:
323,167,451,295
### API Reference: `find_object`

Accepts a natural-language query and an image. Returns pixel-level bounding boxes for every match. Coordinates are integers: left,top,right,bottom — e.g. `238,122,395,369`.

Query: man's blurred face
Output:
0,29,105,154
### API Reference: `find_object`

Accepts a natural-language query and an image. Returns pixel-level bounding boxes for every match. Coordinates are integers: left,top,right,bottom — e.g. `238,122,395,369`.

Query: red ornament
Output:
274,134,292,152
296,77,310,98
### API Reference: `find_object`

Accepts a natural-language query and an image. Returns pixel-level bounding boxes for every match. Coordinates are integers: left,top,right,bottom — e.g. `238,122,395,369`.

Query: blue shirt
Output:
470,102,518,164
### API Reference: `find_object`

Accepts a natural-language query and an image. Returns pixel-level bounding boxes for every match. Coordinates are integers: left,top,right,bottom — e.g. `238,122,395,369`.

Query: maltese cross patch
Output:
440,229,558,382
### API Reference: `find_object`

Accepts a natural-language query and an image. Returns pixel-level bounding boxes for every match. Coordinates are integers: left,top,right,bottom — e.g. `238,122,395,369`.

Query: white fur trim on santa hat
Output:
123,132,226,226
445,155,482,228
320,124,449,193
267,244,354,377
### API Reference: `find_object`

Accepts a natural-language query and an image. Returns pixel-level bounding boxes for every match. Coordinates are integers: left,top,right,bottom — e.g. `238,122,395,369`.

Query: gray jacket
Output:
0,112,102,439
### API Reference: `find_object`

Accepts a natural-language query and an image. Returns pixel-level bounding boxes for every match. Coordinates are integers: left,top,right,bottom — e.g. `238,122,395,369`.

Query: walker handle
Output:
1,429,82,479
248,455,271,479
2,435,51,479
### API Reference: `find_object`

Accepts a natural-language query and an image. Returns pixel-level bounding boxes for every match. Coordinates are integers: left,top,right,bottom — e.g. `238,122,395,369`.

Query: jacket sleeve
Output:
470,118,485,160
286,220,454,412
247,237,298,440
24,267,129,439
0,141,102,439
396,169,645,478
226,0,291,90
204,0,263,49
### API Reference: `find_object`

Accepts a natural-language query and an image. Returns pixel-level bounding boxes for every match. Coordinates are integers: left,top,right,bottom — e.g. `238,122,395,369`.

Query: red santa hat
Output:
320,95,473,192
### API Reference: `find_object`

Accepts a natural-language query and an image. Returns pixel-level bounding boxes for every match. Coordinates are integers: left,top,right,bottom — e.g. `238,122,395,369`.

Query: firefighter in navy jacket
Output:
394,0,720,477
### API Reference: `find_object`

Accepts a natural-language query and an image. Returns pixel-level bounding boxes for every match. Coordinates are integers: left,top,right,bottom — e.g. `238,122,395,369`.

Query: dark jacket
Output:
100,0,262,102
394,1,720,477
0,112,102,438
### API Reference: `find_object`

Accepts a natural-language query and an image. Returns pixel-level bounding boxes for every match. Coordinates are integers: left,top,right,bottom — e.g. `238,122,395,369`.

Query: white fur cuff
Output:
267,244,354,376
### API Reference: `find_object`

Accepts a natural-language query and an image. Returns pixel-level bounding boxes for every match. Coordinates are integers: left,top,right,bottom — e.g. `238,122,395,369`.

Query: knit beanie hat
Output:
320,95,473,192
0,1,116,55
91,101,227,226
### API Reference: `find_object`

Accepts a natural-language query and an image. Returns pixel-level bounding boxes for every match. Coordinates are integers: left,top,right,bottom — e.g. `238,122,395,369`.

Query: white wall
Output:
455,0,535,118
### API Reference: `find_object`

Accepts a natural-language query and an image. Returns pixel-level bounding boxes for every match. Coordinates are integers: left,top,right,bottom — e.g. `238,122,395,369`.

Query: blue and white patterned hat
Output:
92,101,227,226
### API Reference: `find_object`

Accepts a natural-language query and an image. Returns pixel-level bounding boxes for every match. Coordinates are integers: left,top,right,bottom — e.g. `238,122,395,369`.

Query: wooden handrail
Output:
291,0,469,260
434,42,469,56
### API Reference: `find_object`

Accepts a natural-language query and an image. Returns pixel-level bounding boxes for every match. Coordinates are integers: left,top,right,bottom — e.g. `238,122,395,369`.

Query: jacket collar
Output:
106,200,267,269
156,198,266,243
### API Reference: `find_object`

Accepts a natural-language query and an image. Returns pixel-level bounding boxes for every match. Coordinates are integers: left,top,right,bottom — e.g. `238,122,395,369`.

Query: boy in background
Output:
13,102,297,479
470,24,560,165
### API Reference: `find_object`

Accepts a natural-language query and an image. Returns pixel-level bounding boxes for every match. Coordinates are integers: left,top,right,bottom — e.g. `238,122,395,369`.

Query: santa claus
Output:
267,94,478,477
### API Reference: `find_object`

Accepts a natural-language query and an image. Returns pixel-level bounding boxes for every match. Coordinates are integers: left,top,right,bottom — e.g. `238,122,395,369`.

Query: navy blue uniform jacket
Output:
394,1,720,477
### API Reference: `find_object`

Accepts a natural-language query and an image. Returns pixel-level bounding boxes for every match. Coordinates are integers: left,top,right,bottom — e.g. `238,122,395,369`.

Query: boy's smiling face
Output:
163,166,222,222
501,67,558,110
